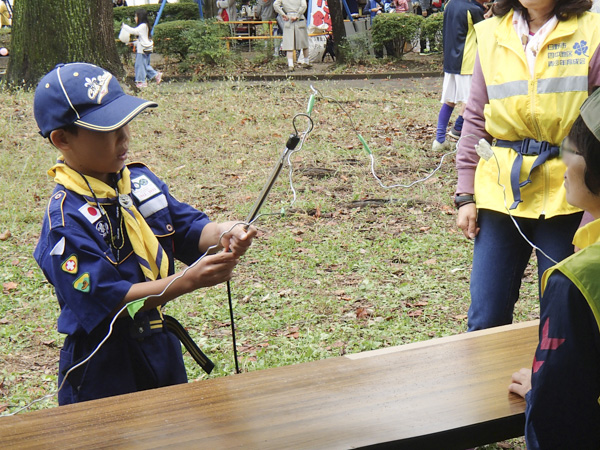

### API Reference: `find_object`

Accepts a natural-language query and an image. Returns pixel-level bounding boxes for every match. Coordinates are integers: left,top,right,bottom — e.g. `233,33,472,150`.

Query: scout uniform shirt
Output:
34,163,211,405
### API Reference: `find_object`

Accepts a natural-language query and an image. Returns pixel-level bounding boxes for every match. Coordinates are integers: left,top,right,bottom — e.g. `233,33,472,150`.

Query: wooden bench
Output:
0,320,539,449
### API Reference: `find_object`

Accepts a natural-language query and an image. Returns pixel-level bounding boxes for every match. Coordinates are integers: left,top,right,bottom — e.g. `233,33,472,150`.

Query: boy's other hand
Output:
221,223,257,257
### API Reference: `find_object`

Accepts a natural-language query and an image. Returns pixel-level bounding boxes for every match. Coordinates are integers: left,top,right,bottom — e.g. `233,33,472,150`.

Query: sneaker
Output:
448,126,461,140
286,66,295,72
432,139,452,151
299,61,313,69
155,72,163,85
135,81,148,88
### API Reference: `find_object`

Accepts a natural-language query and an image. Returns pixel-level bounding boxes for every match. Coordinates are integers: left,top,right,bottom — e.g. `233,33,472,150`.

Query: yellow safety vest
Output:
542,219,600,335
473,11,600,218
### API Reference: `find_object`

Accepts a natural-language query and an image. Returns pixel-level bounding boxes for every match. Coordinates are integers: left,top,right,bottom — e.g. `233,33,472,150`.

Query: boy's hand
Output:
221,223,257,257
188,252,240,288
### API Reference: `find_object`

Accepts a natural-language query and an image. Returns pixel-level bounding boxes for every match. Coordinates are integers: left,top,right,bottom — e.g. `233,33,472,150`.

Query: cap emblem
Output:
85,71,112,104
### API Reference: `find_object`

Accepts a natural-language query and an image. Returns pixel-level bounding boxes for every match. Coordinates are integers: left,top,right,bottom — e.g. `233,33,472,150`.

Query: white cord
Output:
2,221,253,417
475,138,558,264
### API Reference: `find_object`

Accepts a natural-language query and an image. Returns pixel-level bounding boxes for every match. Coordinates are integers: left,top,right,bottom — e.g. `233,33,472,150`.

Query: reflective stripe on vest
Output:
488,76,588,100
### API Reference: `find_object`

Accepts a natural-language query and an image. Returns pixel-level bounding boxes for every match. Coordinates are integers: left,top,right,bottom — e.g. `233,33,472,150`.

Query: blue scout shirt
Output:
34,163,211,405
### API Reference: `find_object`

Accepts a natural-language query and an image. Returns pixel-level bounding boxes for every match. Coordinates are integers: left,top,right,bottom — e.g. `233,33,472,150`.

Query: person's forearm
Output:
112,271,195,318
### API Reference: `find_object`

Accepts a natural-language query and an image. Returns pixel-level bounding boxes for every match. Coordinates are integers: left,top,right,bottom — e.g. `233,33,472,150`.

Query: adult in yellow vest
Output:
508,88,600,449
455,0,600,331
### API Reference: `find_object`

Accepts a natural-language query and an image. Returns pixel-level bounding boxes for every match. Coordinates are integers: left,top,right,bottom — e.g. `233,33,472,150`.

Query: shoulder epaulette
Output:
47,190,67,230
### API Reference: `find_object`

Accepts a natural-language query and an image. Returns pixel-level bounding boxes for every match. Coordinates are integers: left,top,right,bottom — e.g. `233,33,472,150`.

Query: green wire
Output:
307,94,316,116
358,134,372,155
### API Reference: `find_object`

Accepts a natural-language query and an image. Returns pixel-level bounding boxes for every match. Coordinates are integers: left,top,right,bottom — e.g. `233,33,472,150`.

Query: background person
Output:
274,0,311,71
121,9,162,88
508,89,600,449
0,0,11,28
432,0,486,151
455,0,600,331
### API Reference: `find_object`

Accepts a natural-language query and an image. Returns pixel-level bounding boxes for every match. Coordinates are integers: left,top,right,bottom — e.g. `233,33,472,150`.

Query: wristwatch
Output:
454,194,475,209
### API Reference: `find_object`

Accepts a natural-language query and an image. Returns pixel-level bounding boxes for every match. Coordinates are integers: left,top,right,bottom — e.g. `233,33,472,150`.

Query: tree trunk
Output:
202,0,219,19
7,0,123,87
327,0,346,64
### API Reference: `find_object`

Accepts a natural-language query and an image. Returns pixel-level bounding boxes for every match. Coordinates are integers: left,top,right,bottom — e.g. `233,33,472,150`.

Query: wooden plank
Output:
0,321,539,449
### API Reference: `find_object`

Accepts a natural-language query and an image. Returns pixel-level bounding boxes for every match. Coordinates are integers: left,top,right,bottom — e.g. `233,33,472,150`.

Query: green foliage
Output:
153,20,197,60
0,28,10,50
422,12,444,52
113,3,200,24
371,13,424,58
151,19,230,64
337,32,372,64
183,19,231,65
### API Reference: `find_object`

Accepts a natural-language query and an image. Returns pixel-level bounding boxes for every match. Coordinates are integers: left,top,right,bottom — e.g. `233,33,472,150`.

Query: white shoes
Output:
431,139,453,151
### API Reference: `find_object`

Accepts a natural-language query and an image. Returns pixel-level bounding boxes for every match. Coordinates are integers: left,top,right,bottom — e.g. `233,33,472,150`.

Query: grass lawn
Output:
0,79,537,448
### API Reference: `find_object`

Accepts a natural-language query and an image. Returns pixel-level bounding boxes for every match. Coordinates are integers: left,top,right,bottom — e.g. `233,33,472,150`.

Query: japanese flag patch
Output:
78,203,102,224
61,254,78,275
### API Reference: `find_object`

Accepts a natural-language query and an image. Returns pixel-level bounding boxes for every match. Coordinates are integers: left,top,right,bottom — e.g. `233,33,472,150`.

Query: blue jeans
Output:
135,53,158,83
467,209,582,331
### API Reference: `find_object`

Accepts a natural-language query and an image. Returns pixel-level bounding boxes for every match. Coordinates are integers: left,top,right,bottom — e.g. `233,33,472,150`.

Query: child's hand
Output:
508,368,532,398
221,224,257,257
188,252,239,288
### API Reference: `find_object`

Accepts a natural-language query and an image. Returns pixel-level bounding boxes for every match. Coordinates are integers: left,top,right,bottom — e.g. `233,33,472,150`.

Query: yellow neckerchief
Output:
49,158,169,281
573,217,600,251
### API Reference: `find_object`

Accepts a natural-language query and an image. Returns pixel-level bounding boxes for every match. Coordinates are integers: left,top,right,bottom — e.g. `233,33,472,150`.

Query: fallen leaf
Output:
356,307,373,318
424,258,437,265
3,281,17,293
0,230,11,241
407,309,423,317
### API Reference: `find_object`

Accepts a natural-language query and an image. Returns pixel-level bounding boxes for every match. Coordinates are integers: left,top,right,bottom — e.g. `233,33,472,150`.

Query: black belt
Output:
496,138,560,210
129,313,214,374
163,315,215,374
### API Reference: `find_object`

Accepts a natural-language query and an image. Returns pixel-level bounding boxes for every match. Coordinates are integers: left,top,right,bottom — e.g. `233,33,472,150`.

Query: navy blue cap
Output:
34,62,157,138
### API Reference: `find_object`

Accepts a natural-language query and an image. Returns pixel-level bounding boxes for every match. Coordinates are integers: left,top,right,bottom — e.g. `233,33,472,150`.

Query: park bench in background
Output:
0,320,538,449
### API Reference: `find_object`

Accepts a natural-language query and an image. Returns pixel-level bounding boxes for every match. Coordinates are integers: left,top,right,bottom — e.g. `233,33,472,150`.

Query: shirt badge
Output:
61,254,78,274
132,175,161,202
78,203,102,224
96,220,109,238
73,273,91,293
